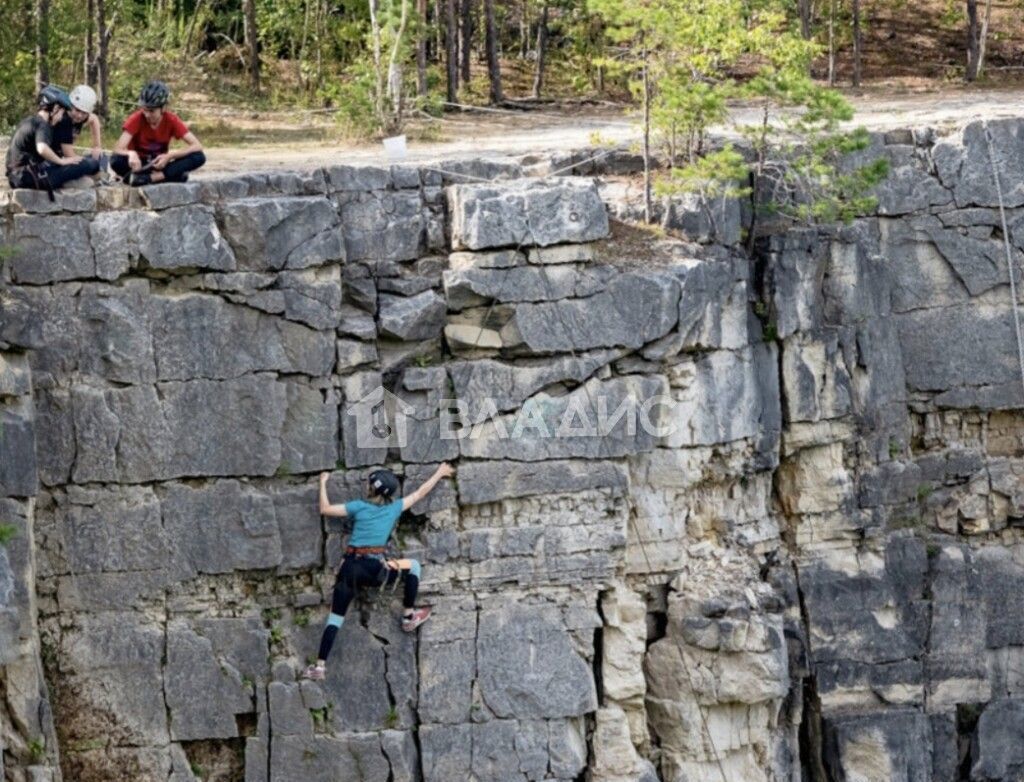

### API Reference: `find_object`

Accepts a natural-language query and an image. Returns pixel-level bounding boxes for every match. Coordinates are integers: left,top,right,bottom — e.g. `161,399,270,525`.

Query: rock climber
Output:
110,80,206,186
303,463,455,681
56,85,104,164
5,86,101,193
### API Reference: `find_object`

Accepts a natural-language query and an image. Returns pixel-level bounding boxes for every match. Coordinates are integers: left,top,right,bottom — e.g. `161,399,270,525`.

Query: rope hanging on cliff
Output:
983,122,1024,405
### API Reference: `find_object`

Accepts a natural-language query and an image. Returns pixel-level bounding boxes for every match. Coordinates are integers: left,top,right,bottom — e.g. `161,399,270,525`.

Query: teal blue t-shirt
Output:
345,499,404,547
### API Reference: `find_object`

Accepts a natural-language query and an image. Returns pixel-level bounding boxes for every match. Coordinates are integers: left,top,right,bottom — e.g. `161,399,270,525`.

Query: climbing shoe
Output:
302,663,326,681
401,607,432,633
128,171,151,187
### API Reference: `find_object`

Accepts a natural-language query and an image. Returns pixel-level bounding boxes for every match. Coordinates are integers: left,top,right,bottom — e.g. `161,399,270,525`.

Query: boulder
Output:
379,291,447,341
217,196,344,270
509,271,680,353
449,178,609,250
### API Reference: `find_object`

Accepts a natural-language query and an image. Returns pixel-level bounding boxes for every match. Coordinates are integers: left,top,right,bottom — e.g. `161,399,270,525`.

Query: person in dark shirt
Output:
111,80,205,186
5,86,100,191
55,85,104,162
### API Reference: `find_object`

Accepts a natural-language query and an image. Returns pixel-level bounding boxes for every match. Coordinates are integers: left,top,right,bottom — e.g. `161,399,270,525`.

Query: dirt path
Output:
193,86,1024,178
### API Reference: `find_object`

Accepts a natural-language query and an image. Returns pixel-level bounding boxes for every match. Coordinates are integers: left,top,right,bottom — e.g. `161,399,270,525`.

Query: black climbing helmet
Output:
367,469,400,499
139,80,170,109
38,85,73,112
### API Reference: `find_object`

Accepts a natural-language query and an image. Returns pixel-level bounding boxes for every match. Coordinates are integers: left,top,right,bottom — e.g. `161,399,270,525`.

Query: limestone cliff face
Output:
2,119,1024,782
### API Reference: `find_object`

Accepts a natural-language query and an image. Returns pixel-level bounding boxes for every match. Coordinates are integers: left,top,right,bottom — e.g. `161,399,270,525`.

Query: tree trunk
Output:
315,0,325,89
386,0,411,131
86,0,97,85
369,0,386,129
827,0,836,86
798,0,812,39
96,0,110,117
299,0,311,90
35,0,49,92
966,0,980,81
460,0,472,84
435,0,444,61
483,0,503,103
519,0,528,58
532,3,548,99
978,0,993,77
243,0,260,94
182,0,205,59
852,0,861,86
417,0,429,96
642,50,652,225
446,0,459,102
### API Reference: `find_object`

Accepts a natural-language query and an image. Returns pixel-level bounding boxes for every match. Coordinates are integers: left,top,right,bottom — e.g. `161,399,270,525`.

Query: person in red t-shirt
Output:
111,80,206,186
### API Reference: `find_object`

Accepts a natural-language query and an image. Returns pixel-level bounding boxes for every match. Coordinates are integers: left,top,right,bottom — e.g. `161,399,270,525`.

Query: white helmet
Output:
69,84,97,113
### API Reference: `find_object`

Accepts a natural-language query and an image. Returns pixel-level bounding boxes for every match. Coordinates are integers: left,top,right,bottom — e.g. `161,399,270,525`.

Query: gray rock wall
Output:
2,120,1024,782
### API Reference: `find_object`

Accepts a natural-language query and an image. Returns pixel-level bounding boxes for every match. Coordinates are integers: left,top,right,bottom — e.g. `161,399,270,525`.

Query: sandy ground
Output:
186,86,1024,178
2,86,1023,184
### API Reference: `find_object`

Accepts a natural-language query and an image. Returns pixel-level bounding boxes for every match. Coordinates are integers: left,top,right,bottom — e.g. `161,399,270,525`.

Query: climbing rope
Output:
983,122,1024,404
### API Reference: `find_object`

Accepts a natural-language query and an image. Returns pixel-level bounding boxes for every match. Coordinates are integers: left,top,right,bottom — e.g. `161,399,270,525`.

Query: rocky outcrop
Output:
2,119,1024,782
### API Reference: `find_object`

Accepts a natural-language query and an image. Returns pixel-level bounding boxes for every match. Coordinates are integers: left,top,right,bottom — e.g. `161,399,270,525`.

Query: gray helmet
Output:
139,80,170,108
368,469,400,499
38,85,73,111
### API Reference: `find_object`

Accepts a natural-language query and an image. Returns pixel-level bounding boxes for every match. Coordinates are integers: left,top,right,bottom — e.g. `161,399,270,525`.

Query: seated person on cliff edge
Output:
5,86,101,192
111,80,206,186
303,463,455,682
57,85,104,168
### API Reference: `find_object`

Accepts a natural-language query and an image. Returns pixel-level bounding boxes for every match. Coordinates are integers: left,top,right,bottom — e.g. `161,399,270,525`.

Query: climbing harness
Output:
982,122,1024,403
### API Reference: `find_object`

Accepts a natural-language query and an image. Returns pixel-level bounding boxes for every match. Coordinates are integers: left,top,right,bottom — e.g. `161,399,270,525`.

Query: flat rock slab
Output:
448,178,609,250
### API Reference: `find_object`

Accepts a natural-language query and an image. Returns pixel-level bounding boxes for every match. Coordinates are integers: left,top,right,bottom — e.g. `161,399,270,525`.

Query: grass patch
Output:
0,522,18,547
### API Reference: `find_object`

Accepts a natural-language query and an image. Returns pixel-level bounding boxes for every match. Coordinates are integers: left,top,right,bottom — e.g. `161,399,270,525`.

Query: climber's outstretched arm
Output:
318,472,349,517
401,463,455,511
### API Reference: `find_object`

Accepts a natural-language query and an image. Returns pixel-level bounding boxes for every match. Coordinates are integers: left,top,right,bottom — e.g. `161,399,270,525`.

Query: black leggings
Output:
7,157,99,190
111,150,206,182
316,556,420,661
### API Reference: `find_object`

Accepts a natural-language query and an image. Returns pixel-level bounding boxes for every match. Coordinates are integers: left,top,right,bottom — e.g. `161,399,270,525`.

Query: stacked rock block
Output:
4,116,1024,782
768,118,1024,781
0,144,796,782
0,351,61,781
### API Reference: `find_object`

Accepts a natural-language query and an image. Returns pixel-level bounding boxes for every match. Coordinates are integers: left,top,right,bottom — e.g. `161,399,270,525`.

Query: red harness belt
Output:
346,546,388,556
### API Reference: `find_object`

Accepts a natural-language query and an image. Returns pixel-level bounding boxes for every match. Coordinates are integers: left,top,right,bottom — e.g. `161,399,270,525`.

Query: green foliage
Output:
652,79,729,163
269,625,285,647
891,514,924,531
0,523,17,548
28,738,46,764
655,145,750,199
384,705,399,728
888,437,902,459
310,702,334,731
590,0,887,236
294,610,311,628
